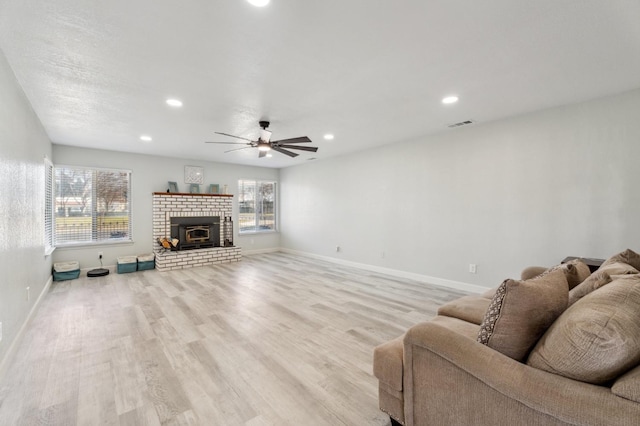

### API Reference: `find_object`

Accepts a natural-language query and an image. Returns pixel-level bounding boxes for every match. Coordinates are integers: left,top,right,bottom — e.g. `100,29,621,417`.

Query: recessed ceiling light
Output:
323,134,335,140
248,0,270,6
266,154,273,158
140,135,152,142
442,96,459,104
166,99,183,107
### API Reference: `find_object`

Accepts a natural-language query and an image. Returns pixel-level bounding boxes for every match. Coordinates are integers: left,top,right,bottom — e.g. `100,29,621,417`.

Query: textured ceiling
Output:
1,0,640,168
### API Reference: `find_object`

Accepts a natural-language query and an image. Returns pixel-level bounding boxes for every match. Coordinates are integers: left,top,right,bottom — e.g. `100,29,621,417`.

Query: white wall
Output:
0,49,53,370
280,89,640,290
52,146,280,268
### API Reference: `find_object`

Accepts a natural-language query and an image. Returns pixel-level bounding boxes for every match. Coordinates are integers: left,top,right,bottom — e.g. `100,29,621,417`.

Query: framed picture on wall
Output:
208,184,220,194
190,184,200,193
168,181,179,193
184,166,204,184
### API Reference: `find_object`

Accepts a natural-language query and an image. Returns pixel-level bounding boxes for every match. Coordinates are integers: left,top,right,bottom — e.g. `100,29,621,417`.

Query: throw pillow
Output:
527,275,640,385
568,262,639,306
525,259,590,290
601,248,640,271
549,259,591,290
520,266,548,281
568,270,612,306
477,269,568,361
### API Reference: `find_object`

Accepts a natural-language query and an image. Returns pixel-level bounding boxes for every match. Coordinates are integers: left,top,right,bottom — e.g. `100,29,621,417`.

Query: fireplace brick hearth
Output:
152,192,241,271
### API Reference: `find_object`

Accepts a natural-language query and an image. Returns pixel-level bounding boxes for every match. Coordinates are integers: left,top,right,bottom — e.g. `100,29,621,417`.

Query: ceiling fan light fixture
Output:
260,129,273,142
257,142,271,151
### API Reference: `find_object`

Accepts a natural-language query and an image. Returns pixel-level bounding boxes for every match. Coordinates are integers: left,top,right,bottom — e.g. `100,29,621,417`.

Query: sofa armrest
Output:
402,321,640,426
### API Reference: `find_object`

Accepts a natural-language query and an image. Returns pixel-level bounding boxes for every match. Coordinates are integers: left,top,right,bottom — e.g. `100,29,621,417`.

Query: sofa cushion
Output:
437,296,491,325
612,364,640,403
477,269,568,361
567,261,639,306
527,275,640,385
373,335,404,391
601,248,640,270
430,315,481,340
480,287,497,299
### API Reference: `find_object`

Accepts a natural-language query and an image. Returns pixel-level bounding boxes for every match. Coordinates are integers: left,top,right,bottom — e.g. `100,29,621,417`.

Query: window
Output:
54,166,132,246
44,158,54,255
238,179,277,233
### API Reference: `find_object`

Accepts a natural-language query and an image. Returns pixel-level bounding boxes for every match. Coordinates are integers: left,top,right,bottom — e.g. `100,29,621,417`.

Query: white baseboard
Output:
242,247,281,256
0,274,53,381
278,248,488,294
80,265,115,273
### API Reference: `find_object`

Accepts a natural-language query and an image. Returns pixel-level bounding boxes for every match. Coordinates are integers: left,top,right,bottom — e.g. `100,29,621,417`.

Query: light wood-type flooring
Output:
0,252,466,425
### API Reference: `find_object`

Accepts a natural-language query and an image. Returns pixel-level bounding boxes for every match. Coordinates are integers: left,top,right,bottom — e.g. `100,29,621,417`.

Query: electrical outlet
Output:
98,251,103,259
469,264,477,274
26,286,30,301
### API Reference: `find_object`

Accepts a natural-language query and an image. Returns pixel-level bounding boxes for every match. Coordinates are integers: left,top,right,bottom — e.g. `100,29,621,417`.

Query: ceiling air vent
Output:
448,119,475,128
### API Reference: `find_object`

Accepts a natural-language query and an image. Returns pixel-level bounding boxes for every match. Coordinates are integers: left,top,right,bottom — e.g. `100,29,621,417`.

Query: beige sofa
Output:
373,250,640,425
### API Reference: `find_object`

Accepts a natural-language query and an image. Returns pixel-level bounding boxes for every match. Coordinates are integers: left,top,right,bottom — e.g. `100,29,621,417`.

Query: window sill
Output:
44,246,56,257
239,230,278,235
55,240,134,250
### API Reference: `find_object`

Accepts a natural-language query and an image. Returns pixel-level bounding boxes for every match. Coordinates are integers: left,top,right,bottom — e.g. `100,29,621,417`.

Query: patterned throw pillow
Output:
478,283,507,344
477,269,569,361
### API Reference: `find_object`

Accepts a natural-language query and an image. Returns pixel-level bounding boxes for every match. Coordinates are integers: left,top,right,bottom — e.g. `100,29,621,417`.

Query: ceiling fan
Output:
205,121,318,158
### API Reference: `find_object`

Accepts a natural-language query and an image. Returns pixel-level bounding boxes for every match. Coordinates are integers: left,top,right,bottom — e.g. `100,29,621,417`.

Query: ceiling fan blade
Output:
225,146,253,153
258,150,267,158
270,136,311,144
205,141,252,145
214,132,255,143
277,144,318,152
271,146,299,158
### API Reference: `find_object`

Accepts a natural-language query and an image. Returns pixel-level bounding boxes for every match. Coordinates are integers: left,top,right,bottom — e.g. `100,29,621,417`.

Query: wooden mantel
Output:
152,192,233,197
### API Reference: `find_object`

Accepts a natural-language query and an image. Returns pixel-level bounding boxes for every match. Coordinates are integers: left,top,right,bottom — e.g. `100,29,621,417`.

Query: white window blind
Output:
44,158,54,254
238,179,277,233
54,166,132,246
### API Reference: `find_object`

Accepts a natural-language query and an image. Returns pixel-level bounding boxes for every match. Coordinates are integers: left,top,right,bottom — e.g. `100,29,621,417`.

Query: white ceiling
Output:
1,1,639,169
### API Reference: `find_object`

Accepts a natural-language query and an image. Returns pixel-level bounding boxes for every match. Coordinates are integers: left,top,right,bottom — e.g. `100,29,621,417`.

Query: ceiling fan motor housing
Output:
259,120,270,129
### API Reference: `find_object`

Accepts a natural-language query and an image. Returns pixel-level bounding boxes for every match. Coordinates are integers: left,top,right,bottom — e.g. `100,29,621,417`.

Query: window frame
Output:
53,165,133,247
44,157,55,255
238,179,278,234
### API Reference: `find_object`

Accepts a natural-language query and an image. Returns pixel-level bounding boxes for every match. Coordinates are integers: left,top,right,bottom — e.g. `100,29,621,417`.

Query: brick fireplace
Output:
152,192,241,271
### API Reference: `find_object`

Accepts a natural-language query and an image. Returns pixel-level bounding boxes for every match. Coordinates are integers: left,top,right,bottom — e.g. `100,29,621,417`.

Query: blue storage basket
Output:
117,256,137,274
